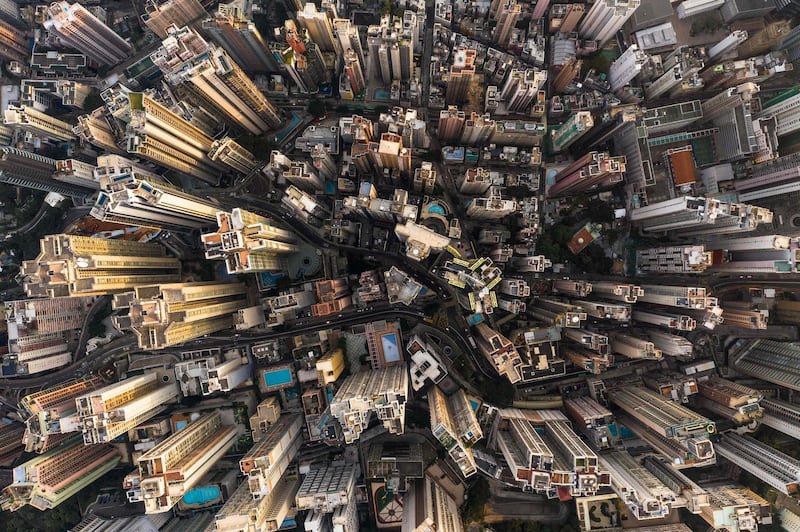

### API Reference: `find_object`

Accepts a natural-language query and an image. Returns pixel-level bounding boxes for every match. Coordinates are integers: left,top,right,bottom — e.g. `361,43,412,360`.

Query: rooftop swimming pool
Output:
182,485,221,506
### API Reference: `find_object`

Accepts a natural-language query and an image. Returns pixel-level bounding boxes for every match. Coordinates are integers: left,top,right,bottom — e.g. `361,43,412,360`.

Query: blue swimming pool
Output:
427,204,445,215
182,485,221,506
381,333,400,362
264,368,293,387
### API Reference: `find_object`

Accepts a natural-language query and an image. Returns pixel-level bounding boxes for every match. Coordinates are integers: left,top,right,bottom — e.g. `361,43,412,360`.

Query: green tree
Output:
307,99,326,118
586,199,615,223
82,88,104,111
461,477,490,523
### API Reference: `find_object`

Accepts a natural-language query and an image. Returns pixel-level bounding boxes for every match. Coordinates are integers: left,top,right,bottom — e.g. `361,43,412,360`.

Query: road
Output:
74,295,112,361
238,196,505,379
0,335,137,393
0,306,428,393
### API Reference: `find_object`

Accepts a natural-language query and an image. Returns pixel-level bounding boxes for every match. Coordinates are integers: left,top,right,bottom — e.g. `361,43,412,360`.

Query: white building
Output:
609,44,649,92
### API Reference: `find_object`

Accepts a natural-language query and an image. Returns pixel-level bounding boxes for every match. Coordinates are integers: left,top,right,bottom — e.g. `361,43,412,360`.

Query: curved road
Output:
0,308,428,392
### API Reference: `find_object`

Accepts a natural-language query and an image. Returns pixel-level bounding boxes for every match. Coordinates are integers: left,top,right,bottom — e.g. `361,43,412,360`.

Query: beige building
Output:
125,92,227,185
113,282,250,349
4,105,76,142
128,412,238,513
142,0,206,38
239,414,303,498
76,373,179,444
20,376,104,453
92,170,221,231
211,475,300,532
43,1,132,66
395,221,451,261
330,366,408,443
22,235,181,298
429,387,483,477
474,322,523,383
202,209,298,274
152,25,282,134
1,440,120,512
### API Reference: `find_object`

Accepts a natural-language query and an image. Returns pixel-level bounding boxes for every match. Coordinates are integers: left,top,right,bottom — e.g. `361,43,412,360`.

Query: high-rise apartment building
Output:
113,281,250,349
461,112,495,146
738,20,791,58
551,111,594,152
91,170,220,231
76,373,179,444
630,196,773,235
142,0,206,38
0,17,30,64
130,412,238,513
547,151,626,197
413,161,436,193
708,30,749,60
636,245,712,274
395,221,451,261
297,2,338,53
343,48,366,98
601,451,676,520
4,105,75,142
73,108,125,154
490,408,559,493
20,376,104,453
608,386,715,468
466,187,518,219
239,413,303,498
490,409,609,496
552,57,582,93
549,3,584,33
311,278,352,317
211,476,300,532
609,44,649,91
334,18,364,65
124,93,226,185
209,136,258,175
376,132,412,172
715,432,800,495
43,1,132,66
645,46,705,99
202,208,298,274
731,340,800,391
22,235,181,298
757,87,800,137
579,0,641,47
500,69,547,114
152,25,282,134
203,0,277,73
1,440,120,511
457,167,492,195
493,0,520,47
296,463,358,531
279,158,325,192
429,387,483,478
329,365,408,443
0,147,90,198
446,47,476,104
474,322,523,383
438,106,466,142
4,296,92,374
735,151,800,202
701,83,759,161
